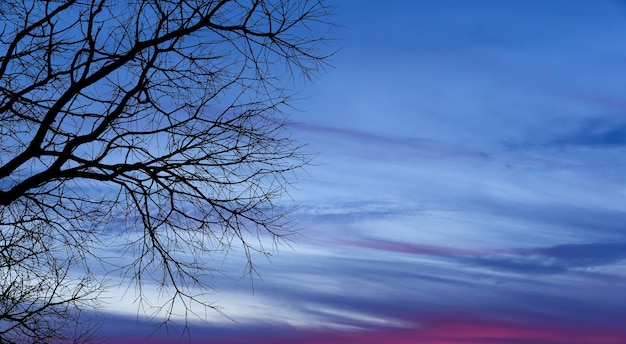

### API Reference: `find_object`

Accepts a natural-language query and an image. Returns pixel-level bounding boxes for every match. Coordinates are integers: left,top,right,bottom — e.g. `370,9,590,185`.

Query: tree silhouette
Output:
0,0,331,342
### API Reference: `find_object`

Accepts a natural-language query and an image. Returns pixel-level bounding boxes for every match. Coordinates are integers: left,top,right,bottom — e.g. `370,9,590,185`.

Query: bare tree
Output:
0,0,331,342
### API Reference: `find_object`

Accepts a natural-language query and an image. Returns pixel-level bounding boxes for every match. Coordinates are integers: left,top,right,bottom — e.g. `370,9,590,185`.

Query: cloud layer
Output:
93,0,626,343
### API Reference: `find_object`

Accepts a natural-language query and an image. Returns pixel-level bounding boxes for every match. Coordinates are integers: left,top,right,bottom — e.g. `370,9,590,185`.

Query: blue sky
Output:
99,1,626,343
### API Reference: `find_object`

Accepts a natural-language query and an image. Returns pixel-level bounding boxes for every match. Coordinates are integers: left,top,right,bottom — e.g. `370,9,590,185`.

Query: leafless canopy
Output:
0,0,331,342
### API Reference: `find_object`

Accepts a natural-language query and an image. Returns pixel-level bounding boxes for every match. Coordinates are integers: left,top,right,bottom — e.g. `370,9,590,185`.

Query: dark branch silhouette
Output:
0,0,332,342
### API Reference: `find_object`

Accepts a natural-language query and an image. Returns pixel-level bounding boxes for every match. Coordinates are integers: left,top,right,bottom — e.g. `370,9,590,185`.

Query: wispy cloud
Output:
99,307,626,344
339,238,626,275
291,122,493,162
549,119,626,147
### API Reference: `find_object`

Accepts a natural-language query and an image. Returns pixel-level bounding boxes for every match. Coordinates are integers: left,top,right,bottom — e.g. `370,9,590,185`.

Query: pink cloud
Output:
96,307,626,344
175,316,626,344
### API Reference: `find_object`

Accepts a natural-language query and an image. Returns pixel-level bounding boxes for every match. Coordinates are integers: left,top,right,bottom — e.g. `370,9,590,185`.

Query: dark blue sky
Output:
99,1,626,343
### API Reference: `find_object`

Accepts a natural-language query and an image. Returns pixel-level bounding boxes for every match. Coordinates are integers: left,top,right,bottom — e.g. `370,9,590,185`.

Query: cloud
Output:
462,256,568,275
290,122,493,162
93,227,626,343
338,238,481,257
549,118,626,147
340,238,626,275
529,242,626,267
98,308,626,344
294,200,423,224
466,197,626,241
565,92,626,112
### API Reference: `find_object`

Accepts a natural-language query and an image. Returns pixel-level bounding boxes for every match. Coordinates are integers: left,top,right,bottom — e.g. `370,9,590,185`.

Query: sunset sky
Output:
99,1,626,343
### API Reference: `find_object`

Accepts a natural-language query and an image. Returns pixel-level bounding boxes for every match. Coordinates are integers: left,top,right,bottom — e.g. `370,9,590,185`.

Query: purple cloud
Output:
290,122,493,161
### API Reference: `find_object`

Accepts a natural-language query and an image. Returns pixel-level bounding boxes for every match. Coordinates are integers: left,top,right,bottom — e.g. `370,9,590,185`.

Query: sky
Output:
96,1,626,343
